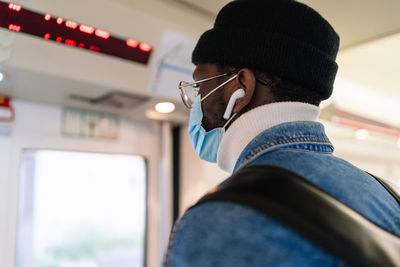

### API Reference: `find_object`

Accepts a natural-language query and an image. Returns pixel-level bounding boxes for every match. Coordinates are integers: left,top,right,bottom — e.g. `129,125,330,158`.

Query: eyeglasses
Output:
178,70,271,109
178,71,238,109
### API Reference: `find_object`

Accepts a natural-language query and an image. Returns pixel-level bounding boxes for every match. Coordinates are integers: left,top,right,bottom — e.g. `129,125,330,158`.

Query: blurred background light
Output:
355,129,370,140
155,102,175,113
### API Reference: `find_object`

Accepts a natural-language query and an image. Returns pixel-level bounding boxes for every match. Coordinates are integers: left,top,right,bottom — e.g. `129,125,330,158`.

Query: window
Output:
16,150,147,267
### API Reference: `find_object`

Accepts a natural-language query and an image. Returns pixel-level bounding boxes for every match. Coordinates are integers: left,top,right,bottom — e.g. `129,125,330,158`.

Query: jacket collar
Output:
217,102,320,174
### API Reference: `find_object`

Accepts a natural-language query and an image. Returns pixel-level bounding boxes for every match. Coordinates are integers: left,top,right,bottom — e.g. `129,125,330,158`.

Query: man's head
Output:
185,0,340,162
191,0,340,130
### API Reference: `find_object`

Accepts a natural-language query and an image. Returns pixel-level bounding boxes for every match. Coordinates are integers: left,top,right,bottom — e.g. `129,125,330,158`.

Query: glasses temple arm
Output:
201,74,238,102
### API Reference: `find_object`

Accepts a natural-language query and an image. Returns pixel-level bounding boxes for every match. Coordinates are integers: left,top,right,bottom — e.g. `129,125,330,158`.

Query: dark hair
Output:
217,65,323,106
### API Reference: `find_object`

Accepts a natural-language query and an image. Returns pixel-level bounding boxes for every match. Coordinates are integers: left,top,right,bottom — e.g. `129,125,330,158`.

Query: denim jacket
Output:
164,121,400,267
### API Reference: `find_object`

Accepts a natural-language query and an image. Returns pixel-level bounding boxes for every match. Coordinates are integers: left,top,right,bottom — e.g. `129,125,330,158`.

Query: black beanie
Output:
192,0,340,100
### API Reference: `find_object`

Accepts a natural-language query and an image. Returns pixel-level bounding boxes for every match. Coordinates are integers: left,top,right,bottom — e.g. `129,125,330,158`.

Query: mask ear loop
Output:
200,74,238,102
222,113,237,131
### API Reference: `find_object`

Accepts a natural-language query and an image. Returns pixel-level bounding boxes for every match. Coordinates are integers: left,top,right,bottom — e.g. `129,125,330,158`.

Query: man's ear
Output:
232,68,256,113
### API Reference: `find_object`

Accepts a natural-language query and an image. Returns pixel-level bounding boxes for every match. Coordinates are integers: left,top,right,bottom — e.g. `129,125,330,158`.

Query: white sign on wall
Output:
148,28,197,101
62,108,119,139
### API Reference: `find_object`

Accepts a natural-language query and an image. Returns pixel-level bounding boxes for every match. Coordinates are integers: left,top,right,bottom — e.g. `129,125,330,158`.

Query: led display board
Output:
0,1,153,64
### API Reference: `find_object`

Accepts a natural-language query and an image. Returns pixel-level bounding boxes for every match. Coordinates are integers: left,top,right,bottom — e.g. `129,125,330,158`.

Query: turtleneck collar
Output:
217,102,320,174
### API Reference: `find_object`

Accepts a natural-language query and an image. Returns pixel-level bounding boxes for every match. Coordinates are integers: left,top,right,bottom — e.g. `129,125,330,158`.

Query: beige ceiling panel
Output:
337,33,400,100
177,0,400,49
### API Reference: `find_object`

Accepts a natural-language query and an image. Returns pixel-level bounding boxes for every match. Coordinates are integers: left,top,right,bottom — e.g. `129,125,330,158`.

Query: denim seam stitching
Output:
236,137,333,171
246,136,331,159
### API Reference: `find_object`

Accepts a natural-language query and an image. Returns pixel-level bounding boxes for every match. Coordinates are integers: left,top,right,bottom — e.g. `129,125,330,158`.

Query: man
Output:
164,0,400,266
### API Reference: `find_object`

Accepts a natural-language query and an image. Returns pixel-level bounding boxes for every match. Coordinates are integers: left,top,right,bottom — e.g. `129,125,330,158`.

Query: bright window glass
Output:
16,150,147,267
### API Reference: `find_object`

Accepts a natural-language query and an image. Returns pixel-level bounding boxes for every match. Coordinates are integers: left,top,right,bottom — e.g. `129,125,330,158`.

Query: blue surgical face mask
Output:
188,75,237,162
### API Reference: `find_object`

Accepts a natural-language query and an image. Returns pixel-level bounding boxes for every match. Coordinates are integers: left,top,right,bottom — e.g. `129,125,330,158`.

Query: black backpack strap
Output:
195,165,400,267
368,172,400,206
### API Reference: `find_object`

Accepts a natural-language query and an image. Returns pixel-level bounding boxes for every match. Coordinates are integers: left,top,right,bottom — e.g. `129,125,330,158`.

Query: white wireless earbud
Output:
223,89,245,120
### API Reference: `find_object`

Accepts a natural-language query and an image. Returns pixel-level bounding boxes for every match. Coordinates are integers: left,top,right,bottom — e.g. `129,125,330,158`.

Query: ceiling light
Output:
155,102,175,114
0,72,4,82
355,129,369,140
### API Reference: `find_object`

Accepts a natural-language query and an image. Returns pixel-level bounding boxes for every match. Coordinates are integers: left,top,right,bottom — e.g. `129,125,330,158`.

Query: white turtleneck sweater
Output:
217,102,320,174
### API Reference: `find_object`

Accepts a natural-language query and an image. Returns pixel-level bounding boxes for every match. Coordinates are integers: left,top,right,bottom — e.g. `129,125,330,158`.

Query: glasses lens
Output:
179,82,199,109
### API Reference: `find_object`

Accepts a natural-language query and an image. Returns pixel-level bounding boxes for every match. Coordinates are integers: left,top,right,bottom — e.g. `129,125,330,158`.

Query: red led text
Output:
95,29,110,39
8,24,21,32
126,39,139,48
8,3,21,12
79,25,94,34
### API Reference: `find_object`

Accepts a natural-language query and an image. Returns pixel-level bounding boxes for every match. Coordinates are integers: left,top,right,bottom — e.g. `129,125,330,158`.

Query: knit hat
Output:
192,0,340,99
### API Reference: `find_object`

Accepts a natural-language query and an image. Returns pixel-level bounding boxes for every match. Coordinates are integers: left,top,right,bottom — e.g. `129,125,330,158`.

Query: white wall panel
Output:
0,99,163,267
